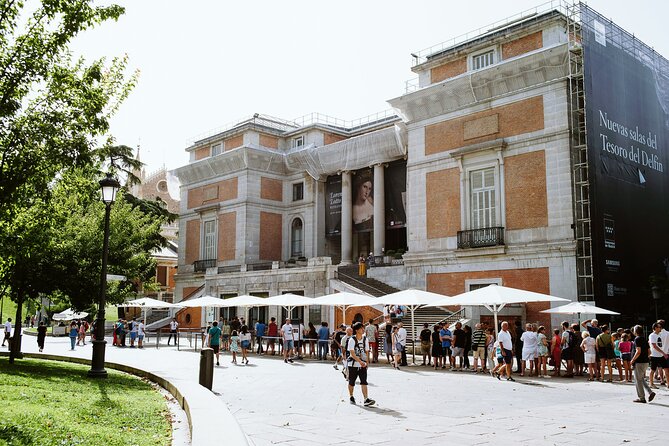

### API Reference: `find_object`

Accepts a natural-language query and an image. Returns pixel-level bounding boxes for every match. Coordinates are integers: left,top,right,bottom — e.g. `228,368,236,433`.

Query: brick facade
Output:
426,267,551,327
502,31,543,60
424,95,545,155
426,167,460,238
430,57,467,83
259,212,282,260
187,177,238,209
217,212,236,261
335,306,382,327
224,134,244,151
324,132,347,145
259,134,279,149
504,151,548,230
194,146,209,160
185,220,200,264
260,177,283,201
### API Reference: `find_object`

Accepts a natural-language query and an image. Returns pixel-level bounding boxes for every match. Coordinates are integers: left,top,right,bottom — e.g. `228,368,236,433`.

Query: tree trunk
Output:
8,291,24,364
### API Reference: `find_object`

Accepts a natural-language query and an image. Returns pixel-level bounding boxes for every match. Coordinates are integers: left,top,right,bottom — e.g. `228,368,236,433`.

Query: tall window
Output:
203,220,217,259
291,218,303,257
211,143,223,156
472,50,495,70
470,168,496,229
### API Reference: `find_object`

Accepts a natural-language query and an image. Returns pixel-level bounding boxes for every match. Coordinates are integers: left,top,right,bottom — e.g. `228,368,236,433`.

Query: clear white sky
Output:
70,0,669,174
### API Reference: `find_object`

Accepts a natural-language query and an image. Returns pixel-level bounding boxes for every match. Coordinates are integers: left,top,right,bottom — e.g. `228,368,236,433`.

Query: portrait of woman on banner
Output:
353,171,374,232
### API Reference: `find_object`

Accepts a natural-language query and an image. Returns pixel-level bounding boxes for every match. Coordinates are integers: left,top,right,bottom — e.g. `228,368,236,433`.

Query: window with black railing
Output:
193,258,216,272
457,227,505,249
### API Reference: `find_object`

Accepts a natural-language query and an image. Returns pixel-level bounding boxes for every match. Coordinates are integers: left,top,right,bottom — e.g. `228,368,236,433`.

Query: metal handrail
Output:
435,308,467,326
457,227,505,249
410,0,567,65
193,259,216,272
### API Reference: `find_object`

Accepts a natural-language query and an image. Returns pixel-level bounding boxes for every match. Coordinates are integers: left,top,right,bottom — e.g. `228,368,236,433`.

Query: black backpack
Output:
346,335,367,364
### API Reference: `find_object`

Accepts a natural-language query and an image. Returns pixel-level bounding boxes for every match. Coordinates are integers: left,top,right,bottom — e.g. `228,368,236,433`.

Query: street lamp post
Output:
651,286,661,322
88,173,120,378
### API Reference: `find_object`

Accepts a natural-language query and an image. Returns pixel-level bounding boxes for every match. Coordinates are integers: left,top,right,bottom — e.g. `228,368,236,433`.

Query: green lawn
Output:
0,358,171,446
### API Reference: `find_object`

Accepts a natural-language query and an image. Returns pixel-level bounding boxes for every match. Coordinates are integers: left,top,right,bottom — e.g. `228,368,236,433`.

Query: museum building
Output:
172,3,669,330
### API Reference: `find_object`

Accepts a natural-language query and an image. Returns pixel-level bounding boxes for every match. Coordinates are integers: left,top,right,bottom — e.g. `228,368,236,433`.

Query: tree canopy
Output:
0,0,136,218
0,1,144,362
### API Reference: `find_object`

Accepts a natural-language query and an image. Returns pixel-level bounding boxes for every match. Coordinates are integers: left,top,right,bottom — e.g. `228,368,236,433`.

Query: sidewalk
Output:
17,335,668,445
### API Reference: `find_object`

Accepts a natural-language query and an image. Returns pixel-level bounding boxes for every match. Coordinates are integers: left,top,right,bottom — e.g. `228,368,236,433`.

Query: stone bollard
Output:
199,348,214,390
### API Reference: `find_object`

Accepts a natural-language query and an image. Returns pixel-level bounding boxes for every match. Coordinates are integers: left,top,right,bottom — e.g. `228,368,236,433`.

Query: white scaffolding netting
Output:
391,43,570,123
285,124,406,179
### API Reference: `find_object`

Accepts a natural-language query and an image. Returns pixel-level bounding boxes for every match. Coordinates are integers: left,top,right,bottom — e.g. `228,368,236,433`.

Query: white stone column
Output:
340,171,353,264
373,164,385,258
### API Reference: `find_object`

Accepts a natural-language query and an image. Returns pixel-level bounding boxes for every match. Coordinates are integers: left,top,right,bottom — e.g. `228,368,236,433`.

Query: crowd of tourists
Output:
200,314,668,405
5,309,667,405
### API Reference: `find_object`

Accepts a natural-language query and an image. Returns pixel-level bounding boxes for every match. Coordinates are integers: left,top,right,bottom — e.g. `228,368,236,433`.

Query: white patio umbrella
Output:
218,295,267,325
117,297,179,326
312,292,371,326
352,289,448,363
218,295,267,307
178,295,229,325
541,301,620,323
426,284,569,335
178,295,227,308
52,308,89,321
264,293,313,317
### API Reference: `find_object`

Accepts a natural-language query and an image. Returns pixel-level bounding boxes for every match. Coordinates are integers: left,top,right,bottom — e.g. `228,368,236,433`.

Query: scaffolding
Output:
566,3,593,302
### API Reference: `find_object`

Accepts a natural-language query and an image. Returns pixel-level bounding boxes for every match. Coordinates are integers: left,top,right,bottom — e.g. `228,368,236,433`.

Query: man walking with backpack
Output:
347,322,375,406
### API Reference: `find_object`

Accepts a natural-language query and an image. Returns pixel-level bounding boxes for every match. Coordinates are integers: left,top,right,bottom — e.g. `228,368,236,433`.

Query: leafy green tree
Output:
0,1,135,216
0,1,137,361
1,196,59,362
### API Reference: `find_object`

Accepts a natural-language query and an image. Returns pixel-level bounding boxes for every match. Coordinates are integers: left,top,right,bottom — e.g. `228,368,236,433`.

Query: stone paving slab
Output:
14,335,668,445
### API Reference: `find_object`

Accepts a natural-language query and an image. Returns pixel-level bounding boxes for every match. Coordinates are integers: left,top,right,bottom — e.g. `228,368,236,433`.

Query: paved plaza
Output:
17,334,668,445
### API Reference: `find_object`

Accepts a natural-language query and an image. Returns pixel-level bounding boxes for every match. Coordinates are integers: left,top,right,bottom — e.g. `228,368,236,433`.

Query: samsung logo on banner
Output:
594,20,607,46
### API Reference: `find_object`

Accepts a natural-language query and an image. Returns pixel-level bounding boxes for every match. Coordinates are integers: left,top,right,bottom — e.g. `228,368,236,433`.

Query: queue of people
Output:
206,314,668,405
112,318,146,348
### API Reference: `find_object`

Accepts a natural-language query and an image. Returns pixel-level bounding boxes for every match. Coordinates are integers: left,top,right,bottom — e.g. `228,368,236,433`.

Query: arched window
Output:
291,218,303,258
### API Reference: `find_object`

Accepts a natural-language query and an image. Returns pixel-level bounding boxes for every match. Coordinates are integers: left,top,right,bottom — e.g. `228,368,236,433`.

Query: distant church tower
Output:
130,144,180,241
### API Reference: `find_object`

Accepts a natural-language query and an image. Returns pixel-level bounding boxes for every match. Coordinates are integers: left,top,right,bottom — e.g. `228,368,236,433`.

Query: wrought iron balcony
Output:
457,227,505,249
193,259,216,272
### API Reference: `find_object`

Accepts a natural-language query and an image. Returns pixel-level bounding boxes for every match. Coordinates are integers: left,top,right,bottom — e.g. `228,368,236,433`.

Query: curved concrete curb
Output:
0,352,248,446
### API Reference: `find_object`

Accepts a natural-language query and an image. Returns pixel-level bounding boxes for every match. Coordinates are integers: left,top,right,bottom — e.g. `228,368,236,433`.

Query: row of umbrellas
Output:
118,286,620,337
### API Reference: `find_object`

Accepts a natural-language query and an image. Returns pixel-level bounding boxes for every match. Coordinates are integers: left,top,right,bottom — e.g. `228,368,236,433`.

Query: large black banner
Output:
325,175,342,236
385,160,407,229
582,4,669,317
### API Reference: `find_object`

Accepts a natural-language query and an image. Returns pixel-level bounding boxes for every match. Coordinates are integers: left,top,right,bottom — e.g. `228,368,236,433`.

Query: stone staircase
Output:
336,264,467,343
336,265,400,297
146,309,169,325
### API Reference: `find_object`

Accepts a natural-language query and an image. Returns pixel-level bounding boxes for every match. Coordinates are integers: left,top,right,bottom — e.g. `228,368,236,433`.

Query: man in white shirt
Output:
497,321,515,381
346,322,375,406
397,322,408,366
167,318,179,346
137,320,145,349
281,319,294,364
2,318,11,347
649,322,669,389
520,323,538,377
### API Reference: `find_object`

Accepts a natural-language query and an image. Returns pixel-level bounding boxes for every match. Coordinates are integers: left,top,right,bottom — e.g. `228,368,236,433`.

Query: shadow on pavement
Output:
360,405,406,418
